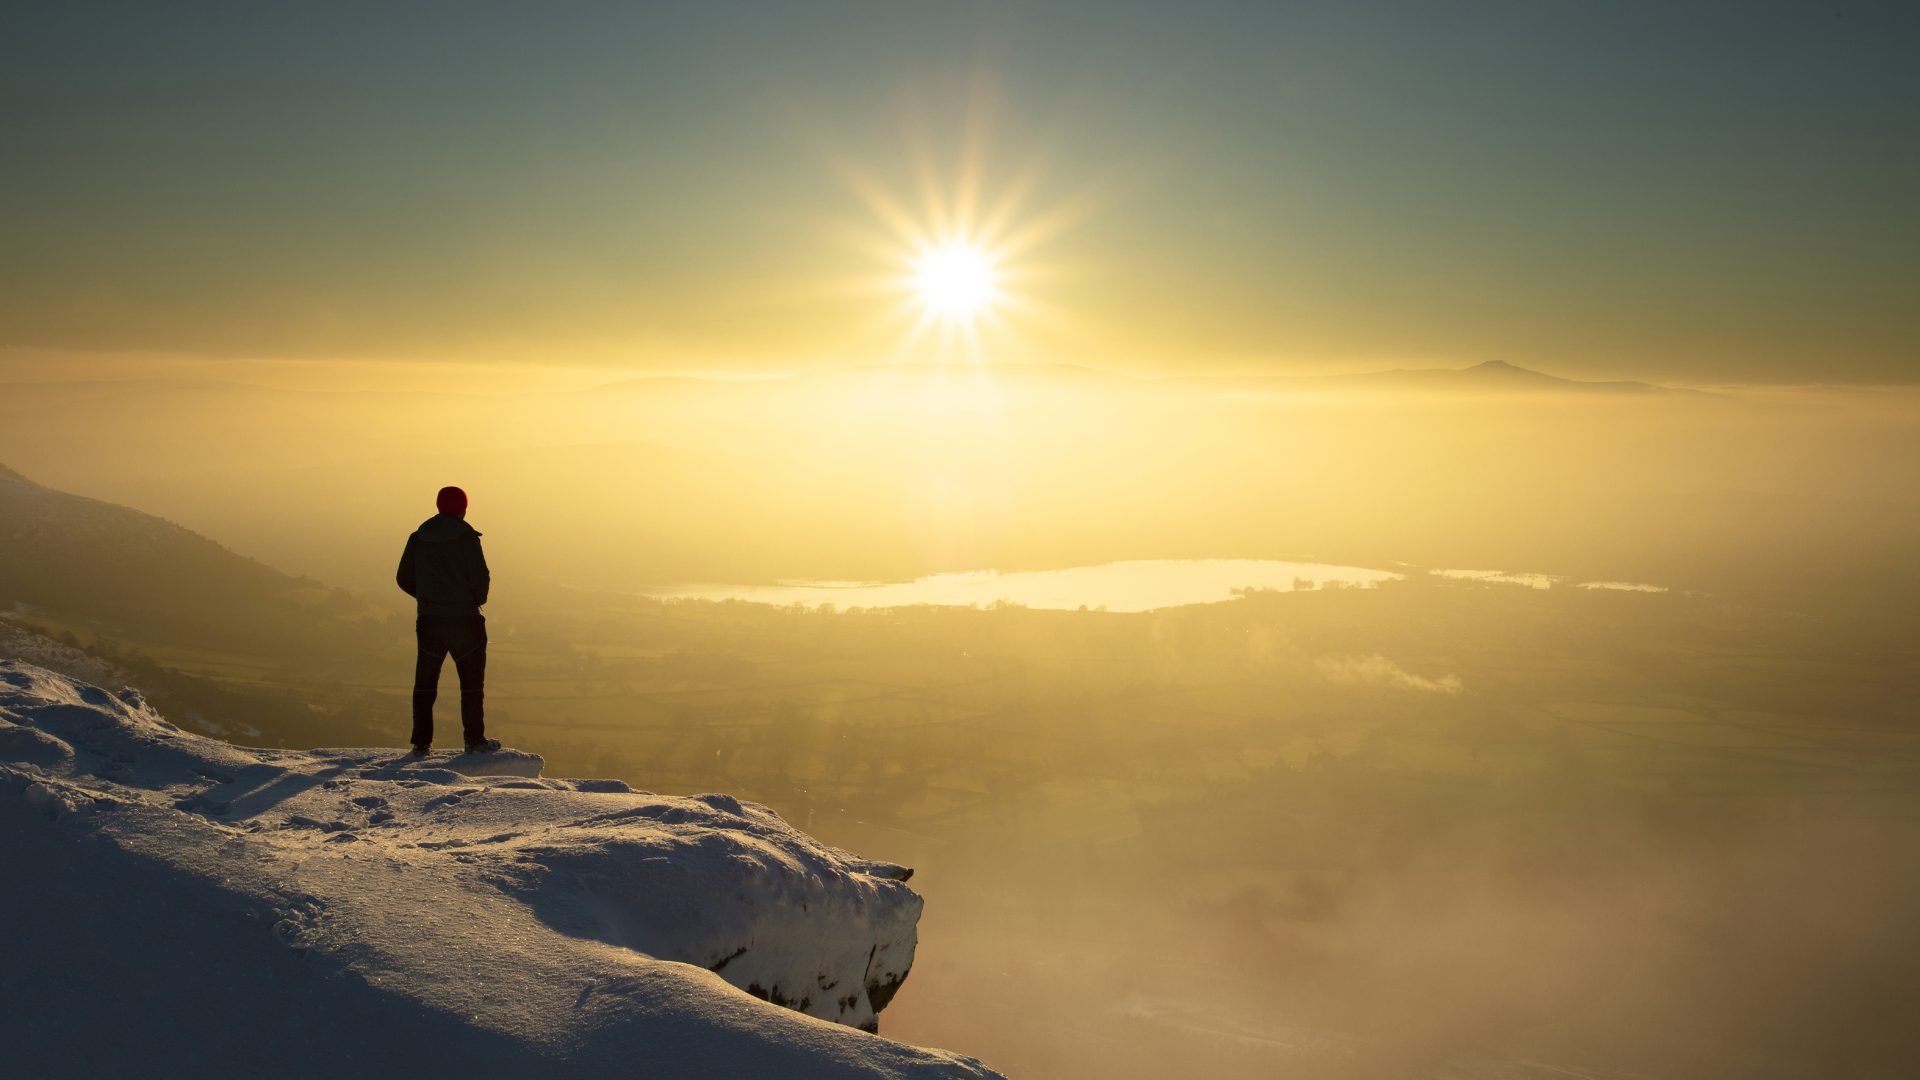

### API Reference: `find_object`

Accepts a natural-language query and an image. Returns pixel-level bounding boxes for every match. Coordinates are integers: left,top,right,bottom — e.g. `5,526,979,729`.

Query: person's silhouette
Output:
396,485,498,755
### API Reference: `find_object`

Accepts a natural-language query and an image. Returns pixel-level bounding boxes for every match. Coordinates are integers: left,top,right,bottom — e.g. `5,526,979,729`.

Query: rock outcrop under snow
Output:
0,616,132,689
0,660,998,1078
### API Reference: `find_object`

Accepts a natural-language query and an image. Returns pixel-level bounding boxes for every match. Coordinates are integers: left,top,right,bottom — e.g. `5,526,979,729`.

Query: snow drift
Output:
0,660,998,1078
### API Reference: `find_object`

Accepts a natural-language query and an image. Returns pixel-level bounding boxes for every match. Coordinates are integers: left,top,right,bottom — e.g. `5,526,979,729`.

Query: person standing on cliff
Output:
396,485,500,756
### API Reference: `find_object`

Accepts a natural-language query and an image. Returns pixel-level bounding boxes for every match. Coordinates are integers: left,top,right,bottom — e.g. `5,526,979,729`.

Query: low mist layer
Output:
3,362,1916,610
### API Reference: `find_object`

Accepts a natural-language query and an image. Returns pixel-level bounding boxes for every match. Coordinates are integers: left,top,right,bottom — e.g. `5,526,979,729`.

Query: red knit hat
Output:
436,486,468,516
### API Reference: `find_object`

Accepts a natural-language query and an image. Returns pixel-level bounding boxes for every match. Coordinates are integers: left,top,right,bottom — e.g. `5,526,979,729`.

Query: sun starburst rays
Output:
811,91,1111,366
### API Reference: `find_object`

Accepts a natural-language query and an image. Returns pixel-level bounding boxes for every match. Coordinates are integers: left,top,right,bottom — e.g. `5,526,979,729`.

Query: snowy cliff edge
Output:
0,660,997,1079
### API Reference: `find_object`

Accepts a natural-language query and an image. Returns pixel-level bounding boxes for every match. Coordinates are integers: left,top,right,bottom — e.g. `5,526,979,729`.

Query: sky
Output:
2,1,1916,382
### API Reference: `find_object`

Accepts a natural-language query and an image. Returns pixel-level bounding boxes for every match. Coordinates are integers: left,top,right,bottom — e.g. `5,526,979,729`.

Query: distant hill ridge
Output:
586,359,1682,395
1177,358,1680,395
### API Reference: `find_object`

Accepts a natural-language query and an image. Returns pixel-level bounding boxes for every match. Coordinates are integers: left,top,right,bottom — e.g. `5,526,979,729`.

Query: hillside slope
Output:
0,463,389,659
0,660,999,1078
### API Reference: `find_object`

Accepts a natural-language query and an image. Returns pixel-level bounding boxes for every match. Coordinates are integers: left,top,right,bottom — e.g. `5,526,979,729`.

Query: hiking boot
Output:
463,738,501,754
409,744,430,757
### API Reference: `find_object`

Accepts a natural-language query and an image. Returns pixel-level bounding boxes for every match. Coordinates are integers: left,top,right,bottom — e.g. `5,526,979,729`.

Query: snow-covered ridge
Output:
0,660,999,1078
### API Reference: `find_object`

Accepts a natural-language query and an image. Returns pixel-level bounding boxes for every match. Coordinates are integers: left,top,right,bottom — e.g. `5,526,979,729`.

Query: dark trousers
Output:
412,615,486,746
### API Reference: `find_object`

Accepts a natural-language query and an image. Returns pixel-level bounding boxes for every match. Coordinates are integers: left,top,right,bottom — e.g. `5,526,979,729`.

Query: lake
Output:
650,558,1670,612
648,558,1399,612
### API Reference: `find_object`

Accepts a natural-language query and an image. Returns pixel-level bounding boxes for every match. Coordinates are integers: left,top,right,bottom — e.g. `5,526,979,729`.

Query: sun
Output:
828,95,1103,360
911,242,1000,322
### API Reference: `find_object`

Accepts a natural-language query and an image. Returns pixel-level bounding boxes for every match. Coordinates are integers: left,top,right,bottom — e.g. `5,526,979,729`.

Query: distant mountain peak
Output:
0,462,37,485
1349,359,1677,393
1459,360,1560,380
1174,360,1674,395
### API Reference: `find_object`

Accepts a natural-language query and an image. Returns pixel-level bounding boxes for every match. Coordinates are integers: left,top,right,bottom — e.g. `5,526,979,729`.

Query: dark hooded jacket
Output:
396,514,490,617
